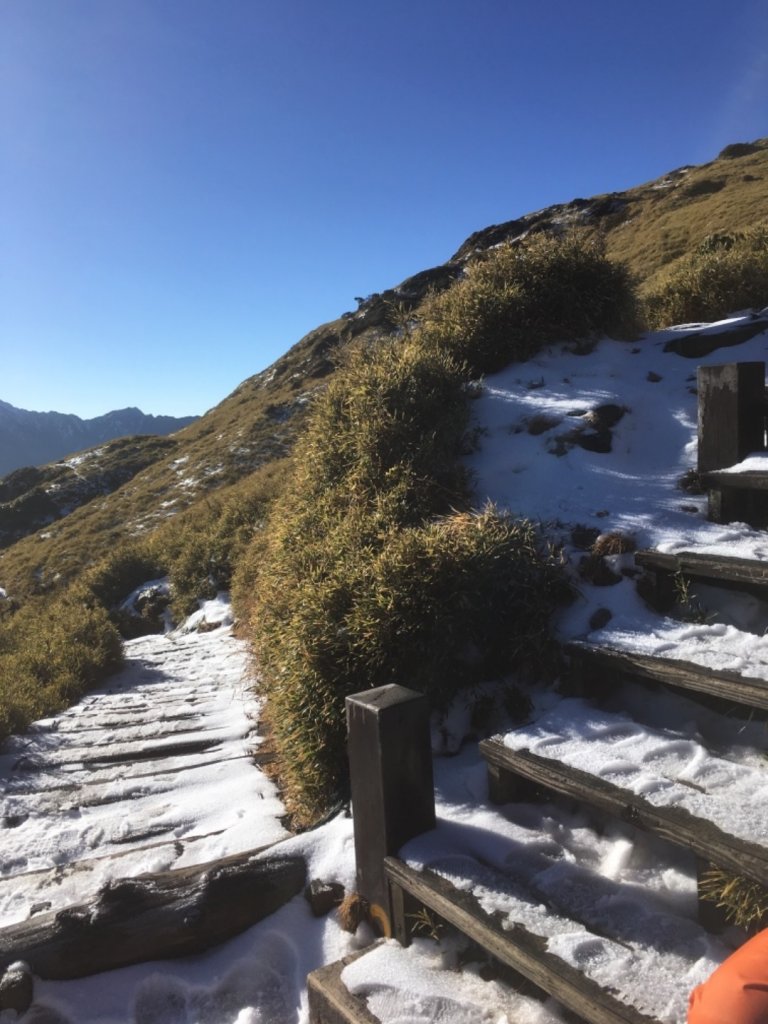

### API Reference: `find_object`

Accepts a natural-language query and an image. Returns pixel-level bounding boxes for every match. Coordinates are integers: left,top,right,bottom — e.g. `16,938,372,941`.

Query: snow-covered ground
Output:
4,315,768,1023
0,603,289,928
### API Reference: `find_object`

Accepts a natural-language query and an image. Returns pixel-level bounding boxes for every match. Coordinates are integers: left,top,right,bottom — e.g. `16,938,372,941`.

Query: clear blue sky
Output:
2,1,766,419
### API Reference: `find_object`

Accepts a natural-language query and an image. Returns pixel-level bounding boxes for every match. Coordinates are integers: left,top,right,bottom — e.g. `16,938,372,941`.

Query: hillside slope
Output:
0,436,180,551
1,138,766,599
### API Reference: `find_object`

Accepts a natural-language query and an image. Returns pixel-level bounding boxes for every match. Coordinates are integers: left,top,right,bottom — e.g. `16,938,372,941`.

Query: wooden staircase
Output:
311,558,768,1023
309,361,768,1024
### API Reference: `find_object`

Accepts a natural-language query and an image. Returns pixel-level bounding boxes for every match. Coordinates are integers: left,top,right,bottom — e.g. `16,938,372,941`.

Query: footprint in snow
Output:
133,933,300,1024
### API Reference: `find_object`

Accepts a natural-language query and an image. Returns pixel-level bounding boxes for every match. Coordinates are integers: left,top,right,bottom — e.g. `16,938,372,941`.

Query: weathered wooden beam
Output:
480,739,768,889
697,362,765,475
702,470,768,491
566,641,768,712
346,685,435,935
0,849,305,979
307,947,384,1024
634,549,768,589
634,548,768,614
385,857,662,1024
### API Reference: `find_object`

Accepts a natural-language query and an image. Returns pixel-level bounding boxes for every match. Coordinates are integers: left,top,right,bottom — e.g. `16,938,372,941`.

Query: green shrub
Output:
0,583,123,741
419,232,639,375
248,333,568,824
83,545,167,612
292,336,472,513
644,223,768,327
347,508,567,698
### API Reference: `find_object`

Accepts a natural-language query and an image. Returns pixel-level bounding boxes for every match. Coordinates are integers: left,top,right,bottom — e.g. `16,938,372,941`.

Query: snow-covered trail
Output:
0,618,290,928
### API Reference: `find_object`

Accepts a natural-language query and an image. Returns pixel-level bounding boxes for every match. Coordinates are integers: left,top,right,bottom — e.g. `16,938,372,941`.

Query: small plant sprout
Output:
407,906,445,942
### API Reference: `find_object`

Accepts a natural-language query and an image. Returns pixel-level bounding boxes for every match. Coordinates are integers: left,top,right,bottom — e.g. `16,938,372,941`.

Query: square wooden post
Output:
697,362,765,474
346,685,435,936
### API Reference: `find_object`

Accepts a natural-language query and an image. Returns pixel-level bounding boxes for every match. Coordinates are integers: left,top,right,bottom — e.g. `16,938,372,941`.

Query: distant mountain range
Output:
0,401,198,478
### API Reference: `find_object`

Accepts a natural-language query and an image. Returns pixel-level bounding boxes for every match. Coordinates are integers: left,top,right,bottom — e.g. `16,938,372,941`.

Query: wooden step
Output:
635,548,768,590
566,641,768,712
384,857,662,1024
634,548,768,615
703,469,768,491
701,468,768,527
308,949,383,1024
479,738,768,889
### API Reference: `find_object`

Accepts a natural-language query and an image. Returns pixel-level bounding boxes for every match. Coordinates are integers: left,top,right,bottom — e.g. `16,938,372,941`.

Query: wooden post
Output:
697,362,765,474
346,685,435,936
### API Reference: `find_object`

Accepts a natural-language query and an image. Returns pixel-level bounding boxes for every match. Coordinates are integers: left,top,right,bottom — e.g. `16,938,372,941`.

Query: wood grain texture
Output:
480,739,768,887
308,950,383,1024
0,851,306,979
635,549,768,587
385,857,662,1024
566,641,768,712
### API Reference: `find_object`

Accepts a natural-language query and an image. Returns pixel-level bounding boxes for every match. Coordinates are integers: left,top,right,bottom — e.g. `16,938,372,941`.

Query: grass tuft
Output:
699,867,768,931
643,222,768,327
419,232,639,375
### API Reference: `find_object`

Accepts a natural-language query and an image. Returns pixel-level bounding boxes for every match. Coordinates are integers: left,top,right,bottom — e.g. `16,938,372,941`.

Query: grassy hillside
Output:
0,435,179,551
454,138,768,296
2,138,766,602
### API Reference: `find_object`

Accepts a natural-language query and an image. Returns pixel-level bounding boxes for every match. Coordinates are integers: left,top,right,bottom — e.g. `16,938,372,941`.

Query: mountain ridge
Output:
0,400,198,478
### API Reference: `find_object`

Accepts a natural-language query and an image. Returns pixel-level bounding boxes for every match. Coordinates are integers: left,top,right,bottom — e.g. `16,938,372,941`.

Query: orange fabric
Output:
688,929,768,1024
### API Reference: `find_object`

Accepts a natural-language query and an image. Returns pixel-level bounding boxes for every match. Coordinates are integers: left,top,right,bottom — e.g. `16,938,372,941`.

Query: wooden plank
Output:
479,739,768,888
308,950,383,1024
634,549,768,588
566,642,768,712
703,470,768,491
384,857,661,1024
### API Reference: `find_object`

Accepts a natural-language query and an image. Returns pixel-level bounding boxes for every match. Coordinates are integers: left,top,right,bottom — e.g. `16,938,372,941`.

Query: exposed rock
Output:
570,525,601,551
526,413,561,436
584,404,627,430
589,607,613,631
0,960,34,1014
591,532,636,556
549,404,627,456
304,879,345,917
663,317,768,358
579,555,623,587
575,430,613,454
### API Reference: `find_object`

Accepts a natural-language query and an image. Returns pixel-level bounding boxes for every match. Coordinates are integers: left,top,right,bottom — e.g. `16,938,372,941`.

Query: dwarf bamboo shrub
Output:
699,867,768,931
419,232,639,375
83,545,167,612
0,583,123,741
644,223,768,327
248,334,568,824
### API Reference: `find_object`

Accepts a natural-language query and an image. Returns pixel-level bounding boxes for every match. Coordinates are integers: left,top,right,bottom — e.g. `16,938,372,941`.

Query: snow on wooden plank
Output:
480,739,768,888
385,858,662,1024
567,641,768,711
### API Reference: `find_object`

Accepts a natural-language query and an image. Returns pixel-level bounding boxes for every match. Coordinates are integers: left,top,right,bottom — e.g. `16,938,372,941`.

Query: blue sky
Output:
1,1,767,419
